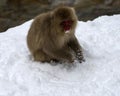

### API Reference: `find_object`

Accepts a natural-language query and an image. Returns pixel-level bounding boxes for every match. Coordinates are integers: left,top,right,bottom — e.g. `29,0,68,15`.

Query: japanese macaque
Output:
27,6,85,63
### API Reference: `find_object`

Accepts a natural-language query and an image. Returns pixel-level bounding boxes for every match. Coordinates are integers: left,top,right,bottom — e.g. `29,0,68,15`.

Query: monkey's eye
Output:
60,20,73,26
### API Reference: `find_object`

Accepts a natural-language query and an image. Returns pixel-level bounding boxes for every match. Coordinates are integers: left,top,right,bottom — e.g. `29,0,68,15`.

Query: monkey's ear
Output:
70,7,76,15
71,7,74,10
50,11,54,15
71,7,75,12
50,11,55,18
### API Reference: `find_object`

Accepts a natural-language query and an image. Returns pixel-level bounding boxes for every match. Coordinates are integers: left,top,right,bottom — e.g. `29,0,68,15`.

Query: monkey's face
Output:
53,6,77,34
60,20,73,32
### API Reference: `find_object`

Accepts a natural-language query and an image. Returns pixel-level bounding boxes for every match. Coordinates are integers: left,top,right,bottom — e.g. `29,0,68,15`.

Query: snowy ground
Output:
0,14,120,96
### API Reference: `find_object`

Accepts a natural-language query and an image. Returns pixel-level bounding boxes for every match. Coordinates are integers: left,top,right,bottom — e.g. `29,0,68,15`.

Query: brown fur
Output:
27,6,85,63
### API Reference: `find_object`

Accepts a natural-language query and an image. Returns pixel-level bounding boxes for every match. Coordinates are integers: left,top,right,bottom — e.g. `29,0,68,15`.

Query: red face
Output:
60,20,73,31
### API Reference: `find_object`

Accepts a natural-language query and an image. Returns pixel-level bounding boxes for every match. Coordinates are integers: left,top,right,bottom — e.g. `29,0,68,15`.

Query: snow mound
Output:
0,15,120,96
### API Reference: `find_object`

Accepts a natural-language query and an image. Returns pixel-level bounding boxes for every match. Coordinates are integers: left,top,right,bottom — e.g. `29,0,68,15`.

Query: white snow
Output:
0,14,120,96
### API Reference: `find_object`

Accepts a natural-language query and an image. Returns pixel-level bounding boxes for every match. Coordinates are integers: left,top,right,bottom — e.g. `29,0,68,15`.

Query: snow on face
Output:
0,15,120,96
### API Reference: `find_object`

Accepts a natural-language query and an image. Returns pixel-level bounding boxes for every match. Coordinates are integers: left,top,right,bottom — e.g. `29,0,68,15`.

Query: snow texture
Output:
0,15,120,96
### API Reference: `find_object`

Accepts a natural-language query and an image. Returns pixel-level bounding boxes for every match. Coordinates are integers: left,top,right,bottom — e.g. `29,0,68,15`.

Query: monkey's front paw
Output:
78,57,85,63
76,52,85,63
77,54,85,63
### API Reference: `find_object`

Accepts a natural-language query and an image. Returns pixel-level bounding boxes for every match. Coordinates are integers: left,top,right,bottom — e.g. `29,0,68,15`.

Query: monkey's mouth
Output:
64,25,71,31
60,20,73,32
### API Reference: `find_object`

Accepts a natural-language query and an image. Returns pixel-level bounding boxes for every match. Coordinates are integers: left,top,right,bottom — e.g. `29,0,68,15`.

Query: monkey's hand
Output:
76,50,85,63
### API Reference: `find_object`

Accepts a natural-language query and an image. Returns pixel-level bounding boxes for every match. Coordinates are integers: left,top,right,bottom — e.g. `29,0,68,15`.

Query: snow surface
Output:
0,15,120,96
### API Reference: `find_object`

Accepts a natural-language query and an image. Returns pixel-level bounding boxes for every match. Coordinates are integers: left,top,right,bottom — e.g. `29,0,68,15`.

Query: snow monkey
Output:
27,6,85,63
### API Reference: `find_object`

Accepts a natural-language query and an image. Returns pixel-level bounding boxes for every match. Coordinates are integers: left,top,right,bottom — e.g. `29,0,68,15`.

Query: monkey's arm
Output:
68,36,85,63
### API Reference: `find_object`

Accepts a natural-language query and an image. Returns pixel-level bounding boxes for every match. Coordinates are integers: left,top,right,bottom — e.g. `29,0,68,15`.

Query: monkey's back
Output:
27,12,52,53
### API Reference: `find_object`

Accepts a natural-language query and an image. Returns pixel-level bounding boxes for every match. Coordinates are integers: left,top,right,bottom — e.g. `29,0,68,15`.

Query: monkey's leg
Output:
45,47,74,63
54,50,74,63
68,36,85,63
33,50,51,62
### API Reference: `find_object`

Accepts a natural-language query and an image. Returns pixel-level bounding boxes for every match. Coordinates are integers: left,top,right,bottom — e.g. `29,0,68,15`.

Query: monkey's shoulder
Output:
34,12,52,24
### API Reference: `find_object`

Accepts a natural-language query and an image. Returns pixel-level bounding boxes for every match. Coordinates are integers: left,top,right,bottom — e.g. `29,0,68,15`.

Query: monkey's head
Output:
52,6,78,35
